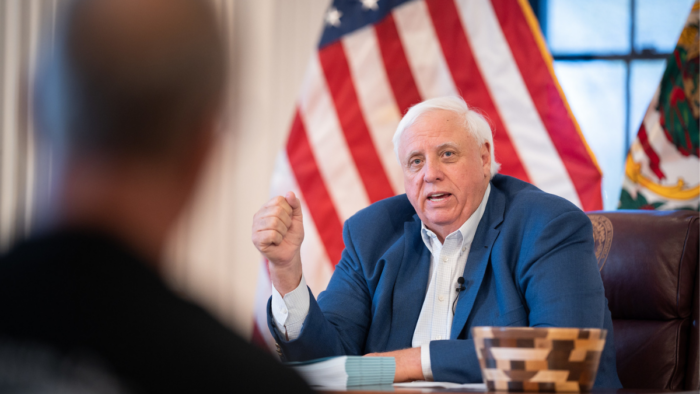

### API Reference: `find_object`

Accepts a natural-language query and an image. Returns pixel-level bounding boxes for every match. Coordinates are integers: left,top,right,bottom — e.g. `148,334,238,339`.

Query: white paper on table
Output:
393,381,487,390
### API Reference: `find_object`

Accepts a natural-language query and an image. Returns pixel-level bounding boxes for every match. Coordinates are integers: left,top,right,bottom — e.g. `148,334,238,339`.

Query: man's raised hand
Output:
252,192,304,295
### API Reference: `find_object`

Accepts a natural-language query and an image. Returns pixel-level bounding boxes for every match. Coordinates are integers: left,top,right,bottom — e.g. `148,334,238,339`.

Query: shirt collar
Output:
420,184,491,252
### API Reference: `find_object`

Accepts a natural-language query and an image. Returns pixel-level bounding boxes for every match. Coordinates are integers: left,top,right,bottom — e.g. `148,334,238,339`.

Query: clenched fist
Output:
252,192,305,295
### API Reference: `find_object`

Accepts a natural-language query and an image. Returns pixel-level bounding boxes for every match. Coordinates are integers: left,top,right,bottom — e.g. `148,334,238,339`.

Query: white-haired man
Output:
252,96,621,387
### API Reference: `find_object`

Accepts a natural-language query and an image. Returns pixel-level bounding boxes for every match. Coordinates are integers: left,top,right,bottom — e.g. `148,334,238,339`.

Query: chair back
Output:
587,210,699,390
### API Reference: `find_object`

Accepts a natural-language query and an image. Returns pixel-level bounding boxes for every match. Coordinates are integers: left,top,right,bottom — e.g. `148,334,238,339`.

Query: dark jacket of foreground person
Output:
0,229,313,393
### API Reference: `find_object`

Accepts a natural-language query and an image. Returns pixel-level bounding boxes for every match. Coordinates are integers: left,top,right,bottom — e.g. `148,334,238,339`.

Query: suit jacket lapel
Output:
450,184,505,339
386,216,431,350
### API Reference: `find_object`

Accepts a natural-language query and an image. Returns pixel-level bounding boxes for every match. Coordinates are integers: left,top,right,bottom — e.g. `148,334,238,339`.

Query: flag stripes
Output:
286,110,345,266
253,0,602,352
373,14,422,115
319,43,396,203
457,0,581,204
342,26,404,193
491,0,602,210
393,1,458,99
299,57,370,222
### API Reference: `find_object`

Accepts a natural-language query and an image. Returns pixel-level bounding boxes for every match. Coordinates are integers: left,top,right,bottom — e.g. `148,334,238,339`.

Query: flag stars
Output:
360,0,379,11
325,6,342,27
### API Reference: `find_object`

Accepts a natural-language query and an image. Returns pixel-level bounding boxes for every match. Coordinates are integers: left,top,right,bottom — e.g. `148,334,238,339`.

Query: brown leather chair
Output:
587,210,699,390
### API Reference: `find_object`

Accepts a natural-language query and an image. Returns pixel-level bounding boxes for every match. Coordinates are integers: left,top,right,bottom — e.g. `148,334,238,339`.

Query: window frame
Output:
528,0,674,157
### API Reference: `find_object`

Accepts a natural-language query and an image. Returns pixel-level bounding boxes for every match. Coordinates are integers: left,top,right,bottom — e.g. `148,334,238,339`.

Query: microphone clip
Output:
455,276,466,292
453,277,466,315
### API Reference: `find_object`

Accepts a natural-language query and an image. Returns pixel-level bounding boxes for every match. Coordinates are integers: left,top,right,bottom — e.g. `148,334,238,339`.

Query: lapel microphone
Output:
453,277,466,315
456,277,466,292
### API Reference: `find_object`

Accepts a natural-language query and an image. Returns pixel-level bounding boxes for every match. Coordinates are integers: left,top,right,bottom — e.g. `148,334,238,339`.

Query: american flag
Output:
252,0,602,350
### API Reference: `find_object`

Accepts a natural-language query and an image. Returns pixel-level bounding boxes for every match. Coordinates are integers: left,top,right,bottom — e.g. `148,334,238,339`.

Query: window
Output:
530,0,695,209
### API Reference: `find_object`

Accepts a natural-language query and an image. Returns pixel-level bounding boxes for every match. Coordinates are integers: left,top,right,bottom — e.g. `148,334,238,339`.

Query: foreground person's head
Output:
34,0,226,262
394,96,499,241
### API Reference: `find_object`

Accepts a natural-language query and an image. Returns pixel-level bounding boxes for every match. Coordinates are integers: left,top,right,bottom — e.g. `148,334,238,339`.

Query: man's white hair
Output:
392,96,501,178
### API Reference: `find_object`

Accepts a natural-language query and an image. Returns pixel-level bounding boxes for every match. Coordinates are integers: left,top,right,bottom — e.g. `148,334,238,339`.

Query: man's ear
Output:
481,142,491,177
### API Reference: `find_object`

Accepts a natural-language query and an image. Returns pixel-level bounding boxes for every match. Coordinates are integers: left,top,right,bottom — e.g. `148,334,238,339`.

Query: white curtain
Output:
0,0,329,339
0,0,56,251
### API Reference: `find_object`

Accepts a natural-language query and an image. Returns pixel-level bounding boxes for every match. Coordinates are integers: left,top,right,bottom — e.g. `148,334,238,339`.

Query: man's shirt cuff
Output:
270,275,310,341
420,342,434,381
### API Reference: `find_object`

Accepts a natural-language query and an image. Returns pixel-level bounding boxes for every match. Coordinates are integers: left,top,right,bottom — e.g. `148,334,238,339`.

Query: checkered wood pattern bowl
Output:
472,327,607,392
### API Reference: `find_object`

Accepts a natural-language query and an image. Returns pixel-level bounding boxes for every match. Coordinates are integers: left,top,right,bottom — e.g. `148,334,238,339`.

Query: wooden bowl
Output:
472,327,606,392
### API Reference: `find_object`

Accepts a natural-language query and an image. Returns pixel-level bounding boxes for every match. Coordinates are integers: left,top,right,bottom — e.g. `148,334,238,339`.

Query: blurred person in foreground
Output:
0,0,312,392
253,96,622,387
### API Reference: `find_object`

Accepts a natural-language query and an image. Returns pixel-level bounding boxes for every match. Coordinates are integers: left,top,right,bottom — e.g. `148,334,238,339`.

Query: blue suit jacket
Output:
268,175,621,387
